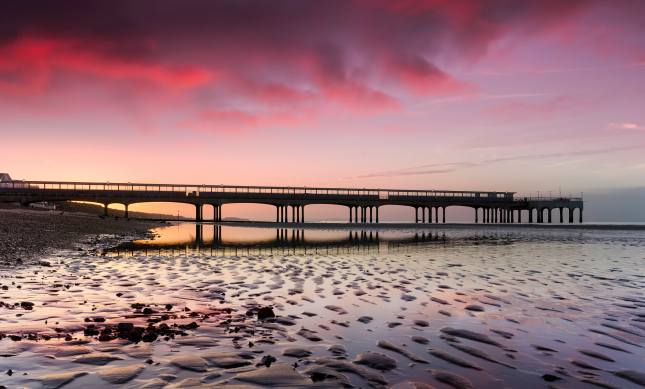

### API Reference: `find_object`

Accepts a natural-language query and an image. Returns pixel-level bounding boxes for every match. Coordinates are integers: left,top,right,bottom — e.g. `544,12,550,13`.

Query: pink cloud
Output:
180,109,314,133
1,0,642,133
608,122,644,131
0,36,213,95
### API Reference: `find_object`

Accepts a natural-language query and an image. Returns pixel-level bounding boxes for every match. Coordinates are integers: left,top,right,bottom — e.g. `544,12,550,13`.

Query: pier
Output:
0,180,583,224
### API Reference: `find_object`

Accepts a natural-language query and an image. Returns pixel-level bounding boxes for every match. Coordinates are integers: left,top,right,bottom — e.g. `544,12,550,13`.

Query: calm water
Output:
1,223,644,388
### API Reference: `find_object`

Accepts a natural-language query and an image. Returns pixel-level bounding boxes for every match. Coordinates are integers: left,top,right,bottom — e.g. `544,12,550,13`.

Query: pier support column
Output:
301,206,305,223
568,208,573,223
579,208,583,224
103,203,109,217
349,207,353,223
376,207,379,223
369,207,373,223
195,224,203,245
277,206,280,223
124,204,129,219
518,210,522,224
529,209,533,223
422,207,426,223
548,208,552,223
475,208,479,224
442,207,446,223
415,207,419,223
510,210,514,223
559,207,564,224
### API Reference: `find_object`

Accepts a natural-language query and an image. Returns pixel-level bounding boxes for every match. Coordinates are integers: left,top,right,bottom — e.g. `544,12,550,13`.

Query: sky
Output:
1,1,644,220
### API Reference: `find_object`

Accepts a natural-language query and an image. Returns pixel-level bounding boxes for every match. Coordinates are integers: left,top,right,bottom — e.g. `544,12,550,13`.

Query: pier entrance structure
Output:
0,180,583,224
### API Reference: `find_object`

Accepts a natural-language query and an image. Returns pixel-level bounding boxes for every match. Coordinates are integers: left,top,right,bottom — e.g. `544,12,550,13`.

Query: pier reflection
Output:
107,222,447,256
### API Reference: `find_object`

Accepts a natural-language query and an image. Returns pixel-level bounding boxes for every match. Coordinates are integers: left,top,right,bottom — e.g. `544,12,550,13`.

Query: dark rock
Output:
20,301,34,310
257,355,277,367
542,374,561,382
257,306,276,321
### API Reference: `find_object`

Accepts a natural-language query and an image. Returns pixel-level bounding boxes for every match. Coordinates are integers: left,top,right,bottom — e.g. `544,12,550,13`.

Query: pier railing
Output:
1,180,515,200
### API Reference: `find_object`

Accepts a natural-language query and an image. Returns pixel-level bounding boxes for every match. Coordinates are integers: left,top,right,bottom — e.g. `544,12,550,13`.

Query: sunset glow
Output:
2,1,644,218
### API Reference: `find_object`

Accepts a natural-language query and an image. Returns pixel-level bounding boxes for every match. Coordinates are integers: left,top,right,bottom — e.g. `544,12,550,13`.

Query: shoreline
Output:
2,207,643,265
0,208,163,265
147,219,645,231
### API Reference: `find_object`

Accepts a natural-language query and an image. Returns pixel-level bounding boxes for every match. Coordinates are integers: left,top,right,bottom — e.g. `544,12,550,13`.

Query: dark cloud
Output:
1,0,641,131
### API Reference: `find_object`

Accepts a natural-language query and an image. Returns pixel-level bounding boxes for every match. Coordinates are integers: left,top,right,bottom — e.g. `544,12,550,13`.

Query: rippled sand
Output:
1,226,645,388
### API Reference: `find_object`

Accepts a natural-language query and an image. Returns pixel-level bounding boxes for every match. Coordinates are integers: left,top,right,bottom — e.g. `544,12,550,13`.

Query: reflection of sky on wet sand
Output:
2,226,645,388
133,223,448,246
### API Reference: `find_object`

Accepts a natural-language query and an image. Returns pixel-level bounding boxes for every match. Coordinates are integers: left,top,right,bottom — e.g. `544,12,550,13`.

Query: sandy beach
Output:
0,206,162,265
1,220,645,388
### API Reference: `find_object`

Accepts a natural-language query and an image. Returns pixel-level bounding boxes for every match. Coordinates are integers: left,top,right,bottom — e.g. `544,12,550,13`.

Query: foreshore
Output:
206,219,645,231
0,207,162,264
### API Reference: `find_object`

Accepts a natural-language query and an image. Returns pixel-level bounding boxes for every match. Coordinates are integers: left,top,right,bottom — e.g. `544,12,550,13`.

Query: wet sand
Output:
214,220,645,231
1,223,645,388
0,207,162,265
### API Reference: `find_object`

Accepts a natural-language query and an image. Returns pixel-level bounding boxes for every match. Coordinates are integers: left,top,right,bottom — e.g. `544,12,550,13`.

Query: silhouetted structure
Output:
0,179,583,224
